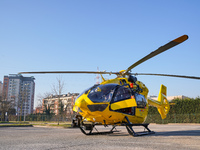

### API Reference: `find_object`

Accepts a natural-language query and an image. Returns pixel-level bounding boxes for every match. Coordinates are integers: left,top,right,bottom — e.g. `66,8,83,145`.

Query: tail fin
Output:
148,84,170,119
157,85,170,119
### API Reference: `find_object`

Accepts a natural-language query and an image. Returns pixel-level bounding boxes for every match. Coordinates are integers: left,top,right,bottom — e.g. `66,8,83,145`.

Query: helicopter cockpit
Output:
87,84,147,109
87,84,117,103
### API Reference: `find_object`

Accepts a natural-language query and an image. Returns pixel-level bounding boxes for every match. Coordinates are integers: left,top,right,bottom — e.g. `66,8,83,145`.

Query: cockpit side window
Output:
134,93,147,108
113,86,132,102
88,84,117,103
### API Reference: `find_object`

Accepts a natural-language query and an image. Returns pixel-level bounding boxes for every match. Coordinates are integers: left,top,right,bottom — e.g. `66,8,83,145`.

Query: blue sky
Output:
1,1,200,107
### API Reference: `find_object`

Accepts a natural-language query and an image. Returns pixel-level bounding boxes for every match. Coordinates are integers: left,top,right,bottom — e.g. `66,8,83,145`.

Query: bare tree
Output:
52,76,65,97
52,76,65,125
42,92,54,121
36,93,45,108
18,86,28,122
0,93,15,121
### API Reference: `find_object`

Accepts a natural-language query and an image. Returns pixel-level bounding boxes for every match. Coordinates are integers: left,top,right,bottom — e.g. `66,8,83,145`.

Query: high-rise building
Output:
2,76,9,98
3,74,35,116
0,81,2,95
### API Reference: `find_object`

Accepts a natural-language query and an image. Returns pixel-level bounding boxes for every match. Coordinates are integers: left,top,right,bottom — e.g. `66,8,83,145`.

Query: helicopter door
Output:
110,86,137,110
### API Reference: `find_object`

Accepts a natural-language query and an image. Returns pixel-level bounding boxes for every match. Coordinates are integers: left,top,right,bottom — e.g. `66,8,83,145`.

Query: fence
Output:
4,113,200,123
4,114,74,122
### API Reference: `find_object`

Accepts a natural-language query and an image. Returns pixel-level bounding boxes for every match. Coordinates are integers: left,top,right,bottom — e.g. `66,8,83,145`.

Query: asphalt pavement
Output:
0,124,200,150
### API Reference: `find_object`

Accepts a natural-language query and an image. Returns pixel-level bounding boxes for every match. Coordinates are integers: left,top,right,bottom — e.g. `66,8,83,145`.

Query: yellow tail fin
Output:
148,84,170,119
157,85,170,119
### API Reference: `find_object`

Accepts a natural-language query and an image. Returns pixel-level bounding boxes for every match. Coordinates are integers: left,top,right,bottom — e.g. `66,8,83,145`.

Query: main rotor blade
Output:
18,71,120,75
124,35,188,74
131,73,200,80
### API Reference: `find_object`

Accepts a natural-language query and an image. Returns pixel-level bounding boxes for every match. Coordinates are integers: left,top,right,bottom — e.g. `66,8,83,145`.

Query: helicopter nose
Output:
74,97,88,111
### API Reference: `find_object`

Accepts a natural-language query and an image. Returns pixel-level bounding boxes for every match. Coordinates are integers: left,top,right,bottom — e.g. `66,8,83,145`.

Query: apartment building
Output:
2,76,9,98
3,74,35,116
43,93,79,120
0,81,2,95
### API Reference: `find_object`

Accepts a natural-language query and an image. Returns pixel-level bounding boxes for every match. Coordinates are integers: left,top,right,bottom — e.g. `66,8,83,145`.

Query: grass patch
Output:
0,121,10,123
0,121,72,128
48,123,72,128
0,124,33,127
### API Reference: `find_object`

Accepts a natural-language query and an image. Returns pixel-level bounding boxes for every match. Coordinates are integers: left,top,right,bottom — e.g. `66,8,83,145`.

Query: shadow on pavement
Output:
154,130,200,136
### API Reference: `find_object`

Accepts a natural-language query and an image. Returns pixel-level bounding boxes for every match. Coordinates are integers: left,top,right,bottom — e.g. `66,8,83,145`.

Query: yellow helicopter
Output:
19,34,200,136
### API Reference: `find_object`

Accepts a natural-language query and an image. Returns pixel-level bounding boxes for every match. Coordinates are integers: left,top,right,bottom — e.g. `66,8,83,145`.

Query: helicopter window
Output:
87,84,117,103
113,86,132,102
134,93,147,108
120,79,127,85
75,85,98,102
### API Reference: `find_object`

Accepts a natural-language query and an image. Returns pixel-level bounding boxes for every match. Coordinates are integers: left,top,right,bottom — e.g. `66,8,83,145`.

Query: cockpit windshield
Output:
87,84,118,103
75,85,97,102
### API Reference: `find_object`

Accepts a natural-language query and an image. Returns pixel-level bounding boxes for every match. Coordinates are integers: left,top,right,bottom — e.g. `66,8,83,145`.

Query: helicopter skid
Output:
125,124,155,137
123,116,155,137
79,124,119,135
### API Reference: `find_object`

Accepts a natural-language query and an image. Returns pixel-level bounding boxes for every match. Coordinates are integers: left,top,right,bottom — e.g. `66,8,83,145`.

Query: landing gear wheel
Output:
71,115,82,128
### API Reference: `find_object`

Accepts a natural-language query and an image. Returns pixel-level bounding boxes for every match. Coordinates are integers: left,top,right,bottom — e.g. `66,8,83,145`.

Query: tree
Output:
36,93,45,108
17,85,29,122
0,93,15,121
42,92,54,121
52,76,65,125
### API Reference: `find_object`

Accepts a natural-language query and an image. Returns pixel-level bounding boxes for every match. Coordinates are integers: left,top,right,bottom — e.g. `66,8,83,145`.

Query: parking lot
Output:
0,124,200,150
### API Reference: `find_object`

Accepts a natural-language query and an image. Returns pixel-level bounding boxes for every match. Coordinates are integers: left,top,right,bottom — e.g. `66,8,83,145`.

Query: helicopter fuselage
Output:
73,77,149,125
